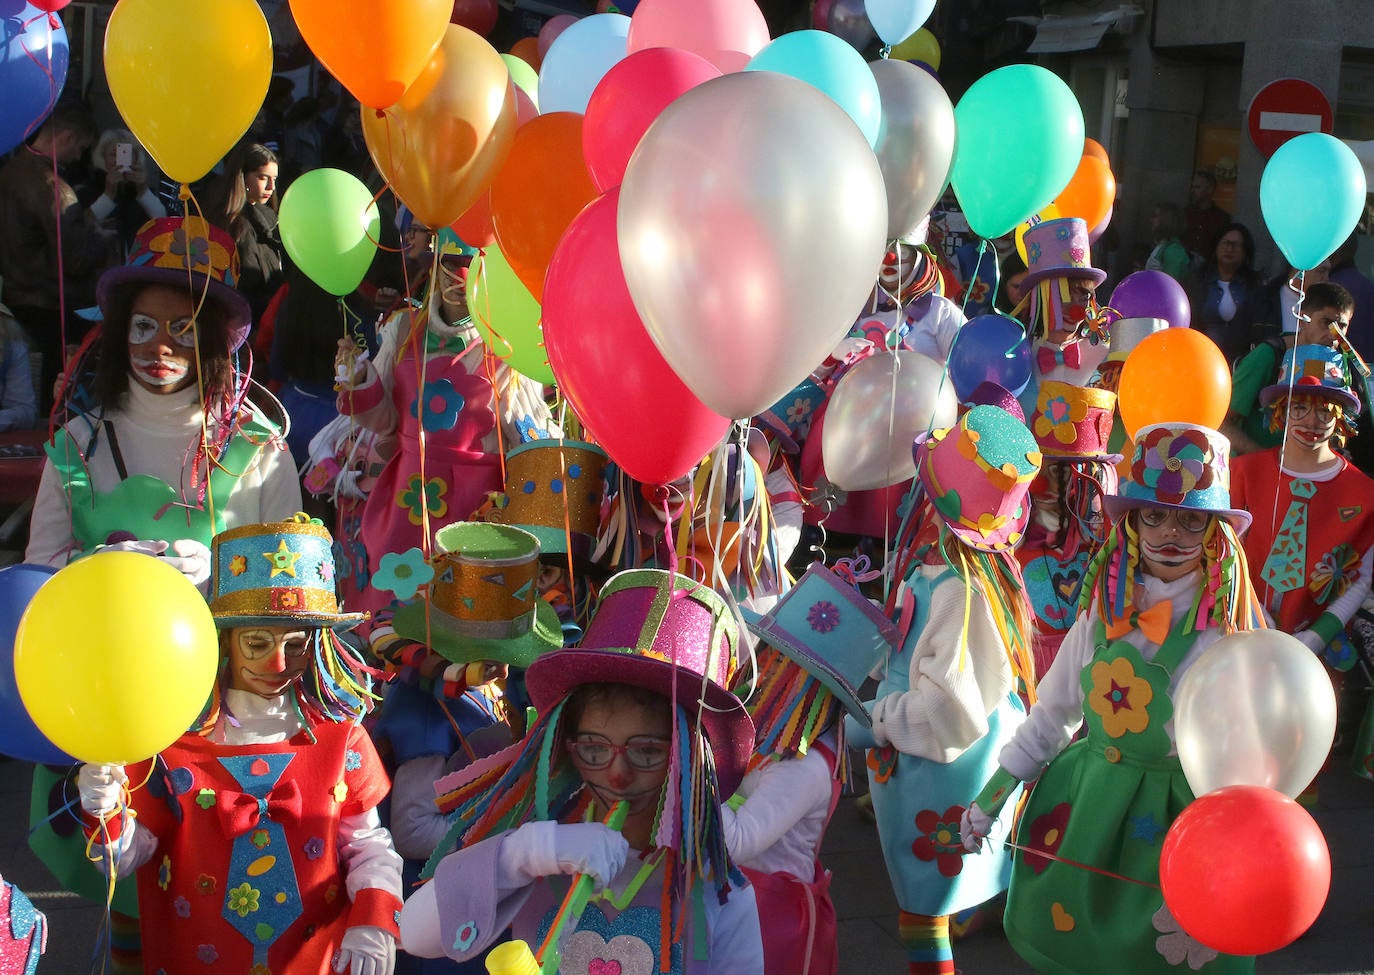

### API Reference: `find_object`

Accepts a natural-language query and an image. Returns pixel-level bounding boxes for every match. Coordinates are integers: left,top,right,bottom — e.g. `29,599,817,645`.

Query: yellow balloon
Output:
15,552,220,764
105,0,272,184
891,28,941,71
1015,203,1061,265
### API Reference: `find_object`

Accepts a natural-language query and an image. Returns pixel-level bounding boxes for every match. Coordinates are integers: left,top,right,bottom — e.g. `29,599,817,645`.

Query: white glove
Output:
332,925,395,975
500,820,629,890
77,763,128,818
1293,629,1328,654
959,802,994,854
163,538,212,593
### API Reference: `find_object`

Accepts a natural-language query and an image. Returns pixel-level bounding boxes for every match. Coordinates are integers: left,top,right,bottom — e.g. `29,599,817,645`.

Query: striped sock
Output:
898,911,955,975
108,910,142,975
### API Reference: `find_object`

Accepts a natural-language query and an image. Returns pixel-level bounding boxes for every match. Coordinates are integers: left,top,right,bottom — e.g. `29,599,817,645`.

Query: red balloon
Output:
30,0,71,9
543,189,730,484
450,191,494,248
450,0,497,35
1160,785,1330,956
583,47,721,193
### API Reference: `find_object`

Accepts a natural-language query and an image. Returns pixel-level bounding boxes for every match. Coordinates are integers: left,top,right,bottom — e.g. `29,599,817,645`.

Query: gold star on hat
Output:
264,539,302,578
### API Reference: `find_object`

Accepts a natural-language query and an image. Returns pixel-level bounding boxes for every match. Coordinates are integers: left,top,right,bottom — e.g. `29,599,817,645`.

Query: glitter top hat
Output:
1105,317,1168,363
391,522,563,668
1021,217,1106,290
210,514,364,630
1104,423,1250,533
1030,381,1123,463
1259,344,1361,415
482,439,609,561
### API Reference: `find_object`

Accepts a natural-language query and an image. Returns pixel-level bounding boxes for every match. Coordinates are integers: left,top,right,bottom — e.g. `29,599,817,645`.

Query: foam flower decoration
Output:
1135,427,1214,505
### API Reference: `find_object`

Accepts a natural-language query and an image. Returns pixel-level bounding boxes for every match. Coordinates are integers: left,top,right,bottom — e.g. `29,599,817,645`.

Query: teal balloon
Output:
1261,133,1367,272
950,64,1084,239
278,168,380,296
746,29,881,147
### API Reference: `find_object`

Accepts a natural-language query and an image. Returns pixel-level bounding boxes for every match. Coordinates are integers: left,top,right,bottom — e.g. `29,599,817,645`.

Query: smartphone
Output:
114,142,133,170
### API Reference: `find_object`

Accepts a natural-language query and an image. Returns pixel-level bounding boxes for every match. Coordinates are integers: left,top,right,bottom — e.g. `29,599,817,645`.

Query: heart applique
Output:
1051,902,1075,932
589,960,623,975
1051,568,1081,602
562,931,654,975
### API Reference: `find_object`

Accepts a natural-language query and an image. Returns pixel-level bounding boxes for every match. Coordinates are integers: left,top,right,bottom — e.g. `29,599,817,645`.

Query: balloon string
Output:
996,838,1160,889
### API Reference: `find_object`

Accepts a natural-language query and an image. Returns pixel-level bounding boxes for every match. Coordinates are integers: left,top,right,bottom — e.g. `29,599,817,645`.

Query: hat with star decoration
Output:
208,514,364,630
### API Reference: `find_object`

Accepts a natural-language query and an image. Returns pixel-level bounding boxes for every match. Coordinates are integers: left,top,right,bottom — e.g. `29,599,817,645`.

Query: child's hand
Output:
332,925,395,975
77,763,128,817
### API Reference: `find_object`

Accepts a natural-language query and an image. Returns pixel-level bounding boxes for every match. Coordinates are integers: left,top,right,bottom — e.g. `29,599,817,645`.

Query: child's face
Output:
226,626,311,697
568,698,672,819
1282,394,1339,451
1135,508,1210,583
1296,304,1349,348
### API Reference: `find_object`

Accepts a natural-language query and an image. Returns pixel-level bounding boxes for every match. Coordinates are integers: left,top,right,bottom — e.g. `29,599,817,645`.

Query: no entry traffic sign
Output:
1247,78,1333,159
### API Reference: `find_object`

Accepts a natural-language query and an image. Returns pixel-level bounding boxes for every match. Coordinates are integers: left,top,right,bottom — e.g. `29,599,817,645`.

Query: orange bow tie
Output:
1104,600,1174,645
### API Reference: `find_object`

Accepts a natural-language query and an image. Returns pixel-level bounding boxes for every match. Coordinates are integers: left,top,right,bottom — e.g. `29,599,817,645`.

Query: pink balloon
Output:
544,189,730,484
538,14,578,59
627,0,770,73
515,85,538,125
583,47,721,192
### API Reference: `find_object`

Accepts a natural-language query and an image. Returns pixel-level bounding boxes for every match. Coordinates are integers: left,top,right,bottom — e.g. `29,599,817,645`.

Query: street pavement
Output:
4,756,1374,973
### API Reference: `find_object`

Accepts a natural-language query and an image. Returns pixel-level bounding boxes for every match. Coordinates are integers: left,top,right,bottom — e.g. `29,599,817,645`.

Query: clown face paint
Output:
227,627,312,697
1137,509,1209,582
127,285,198,394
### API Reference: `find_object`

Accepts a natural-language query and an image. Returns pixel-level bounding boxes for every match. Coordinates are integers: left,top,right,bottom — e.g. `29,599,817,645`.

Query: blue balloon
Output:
0,563,74,764
537,12,630,115
1260,132,1367,272
947,314,1033,401
864,0,936,46
746,30,882,148
0,2,69,156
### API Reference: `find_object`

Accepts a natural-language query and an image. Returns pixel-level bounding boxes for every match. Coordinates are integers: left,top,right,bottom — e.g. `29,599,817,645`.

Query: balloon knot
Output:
47,12,60,28
880,44,892,59
178,183,191,201
374,108,386,119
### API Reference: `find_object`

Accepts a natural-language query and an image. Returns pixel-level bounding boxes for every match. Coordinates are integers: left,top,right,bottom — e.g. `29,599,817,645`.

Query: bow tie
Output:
1104,600,1173,646
215,780,303,837
1037,341,1084,373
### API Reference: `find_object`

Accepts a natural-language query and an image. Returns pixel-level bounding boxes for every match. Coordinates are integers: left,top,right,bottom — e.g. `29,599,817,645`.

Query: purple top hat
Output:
1021,217,1106,291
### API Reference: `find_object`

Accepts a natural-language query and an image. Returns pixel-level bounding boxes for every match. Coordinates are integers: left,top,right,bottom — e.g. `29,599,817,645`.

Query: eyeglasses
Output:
565,733,671,771
236,630,312,660
1285,398,1339,422
129,312,198,348
1137,508,1212,534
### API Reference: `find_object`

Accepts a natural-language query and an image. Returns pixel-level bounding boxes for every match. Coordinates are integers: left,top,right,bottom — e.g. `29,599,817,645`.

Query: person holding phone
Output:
78,129,167,257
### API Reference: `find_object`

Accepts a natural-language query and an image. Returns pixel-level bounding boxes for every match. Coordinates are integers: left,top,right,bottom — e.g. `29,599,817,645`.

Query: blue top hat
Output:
1259,344,1361,415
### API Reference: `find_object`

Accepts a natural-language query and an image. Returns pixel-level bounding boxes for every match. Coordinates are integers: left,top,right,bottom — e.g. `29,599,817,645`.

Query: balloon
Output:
746,30,881,148
0,3,68,157
467,241,555,385
537,12,629,115
951,64,1085,239
1014,203,1060,265
1109,269,1191,329
821,351,959,491
450,0,497,35
815,0,875,52
864,0,935,46
618,71,888,420
29,0,69,9
509,36,541,71
450,191,495,248
1174,629,1336,799
1089,203,1113,244
490,112,598,301
1117,328,1230,437
544,189,731,484
583,46,721,193
538,13,578,58
1083,136,1109,163
1261,132,1367,271
278,169,381,297
627,0,770,73
361,25,517,229
869,58,955,241
1159,785,1329,955
0,564,71,764
14,553,219,765
890,26,939,69
105,0,270,183
289,0,450,109
947,314,1033,400
1053,153,1115,232
502,53,540,109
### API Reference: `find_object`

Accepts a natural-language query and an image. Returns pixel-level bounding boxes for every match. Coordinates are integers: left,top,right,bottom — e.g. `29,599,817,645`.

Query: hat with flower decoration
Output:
480,439,608,562
1030,380,1122,463
97,216,251,351
1021,217,1106,290
524,568,753,797
391,522,563,668
756,377,827,453
914,404,1043,552
210,514,364,629
1104,422,1250,532
740,561,900,727
1260,344,1361,415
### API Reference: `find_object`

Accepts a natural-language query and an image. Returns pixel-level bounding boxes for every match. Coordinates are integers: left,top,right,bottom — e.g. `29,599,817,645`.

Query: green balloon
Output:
278,168,381,296
468,242,556,385
950,65,1084,240
501,53,539,109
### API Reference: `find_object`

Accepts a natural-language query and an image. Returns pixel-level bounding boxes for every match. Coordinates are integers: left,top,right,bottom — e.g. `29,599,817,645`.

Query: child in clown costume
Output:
76,516,404,975
847,405,1043,975
962,423,1262,975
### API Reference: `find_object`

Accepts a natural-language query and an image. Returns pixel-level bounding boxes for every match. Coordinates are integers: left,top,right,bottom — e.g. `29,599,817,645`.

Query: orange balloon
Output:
362,25,518,230
509,37,542,72
490,112,598,301
1054,154,1115,233
1117,329,1231,438
1083,137,1109,164
289,0,451,109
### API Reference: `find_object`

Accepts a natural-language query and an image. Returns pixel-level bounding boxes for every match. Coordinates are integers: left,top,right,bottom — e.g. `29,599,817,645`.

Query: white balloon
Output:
821,350,959,491
1174,629,1337,799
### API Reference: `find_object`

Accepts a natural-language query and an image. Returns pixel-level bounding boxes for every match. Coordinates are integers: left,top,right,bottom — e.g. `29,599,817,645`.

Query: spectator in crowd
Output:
76,129,167,257
1328,233,1374,359
205,142,286,334
1191,222,1264,364
0,280,38,431
1145,201,1191,286
1182,169,1231,265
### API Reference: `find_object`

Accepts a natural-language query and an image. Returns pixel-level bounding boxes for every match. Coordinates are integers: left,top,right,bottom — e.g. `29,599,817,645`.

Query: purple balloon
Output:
1109,270,1191,329
0,563,73,764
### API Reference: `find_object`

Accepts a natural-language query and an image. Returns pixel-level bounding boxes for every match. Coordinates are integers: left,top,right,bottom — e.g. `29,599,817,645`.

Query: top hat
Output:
1021,217,1106,291
482,439,609,561
1105,317,1168,363
1260,344,1361,415
1030,381,1123,463
1104,423,1250,533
